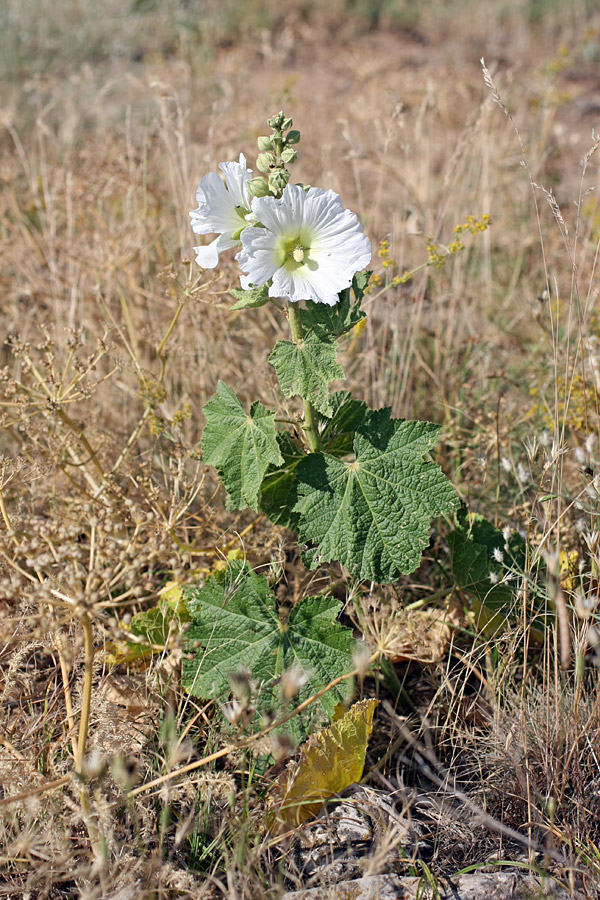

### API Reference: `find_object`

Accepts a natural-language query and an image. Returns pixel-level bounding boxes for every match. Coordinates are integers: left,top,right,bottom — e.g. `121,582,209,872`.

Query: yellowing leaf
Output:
268,698,377,834
212,547,245,572
105,581,191,666
104,639,153,668
160,580,187,611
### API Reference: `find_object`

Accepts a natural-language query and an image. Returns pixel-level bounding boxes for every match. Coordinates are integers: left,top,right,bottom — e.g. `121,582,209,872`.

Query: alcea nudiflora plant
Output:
182,112,459,732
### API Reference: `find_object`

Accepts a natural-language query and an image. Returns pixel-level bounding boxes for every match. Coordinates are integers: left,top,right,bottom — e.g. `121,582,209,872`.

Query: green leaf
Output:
295,407,459,582
129,603,183,646
259,432,304,529
259,394,368,529
268,330,344,417
182,561,355,738
448,510,526,612
202,381,283,511
230,284,270,309
351,270,371,302
319,391,368,456
301,289,365,339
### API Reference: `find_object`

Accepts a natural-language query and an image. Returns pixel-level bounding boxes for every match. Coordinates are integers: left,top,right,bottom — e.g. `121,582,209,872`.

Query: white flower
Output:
190,153,253,268
236,183,372,306
492,547,504,564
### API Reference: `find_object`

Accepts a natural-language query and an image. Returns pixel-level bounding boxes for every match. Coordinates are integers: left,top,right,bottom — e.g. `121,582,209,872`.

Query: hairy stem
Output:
286,303,321,452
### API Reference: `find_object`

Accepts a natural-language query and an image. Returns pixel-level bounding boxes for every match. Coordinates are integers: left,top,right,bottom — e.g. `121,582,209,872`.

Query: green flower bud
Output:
285,129,301,145
256,152,276,173
246,177,271,198
267,111,285,129
268,169,290,195
282,116,293,130
281,147,297,165
257,135,273,152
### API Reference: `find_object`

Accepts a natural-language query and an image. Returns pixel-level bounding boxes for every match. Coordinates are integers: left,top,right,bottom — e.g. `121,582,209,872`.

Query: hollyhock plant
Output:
183,110,458,749
190,153,254,268
236,183,372,306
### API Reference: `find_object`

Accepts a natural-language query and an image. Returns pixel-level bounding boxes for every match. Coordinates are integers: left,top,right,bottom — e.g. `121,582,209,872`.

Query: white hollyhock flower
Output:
236,183,372,306
190,153,253,268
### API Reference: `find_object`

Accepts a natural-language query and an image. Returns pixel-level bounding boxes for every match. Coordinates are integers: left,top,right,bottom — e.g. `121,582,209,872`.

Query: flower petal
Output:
219,153,252,209
195,233,238,269
243,183,371,304
194,237,221,269
190,156,253,267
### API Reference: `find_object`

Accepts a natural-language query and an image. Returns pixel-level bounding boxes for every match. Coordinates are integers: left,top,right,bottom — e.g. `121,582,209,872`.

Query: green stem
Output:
287,303,321,452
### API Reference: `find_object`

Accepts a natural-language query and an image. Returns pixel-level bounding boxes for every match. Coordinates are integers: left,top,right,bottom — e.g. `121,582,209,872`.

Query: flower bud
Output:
282,116,293,130
268,169,290,195
285,129,301,145
257,152,276,173
267,112,285,129
281,147,297,165
246,177,271,198
257,135,273,152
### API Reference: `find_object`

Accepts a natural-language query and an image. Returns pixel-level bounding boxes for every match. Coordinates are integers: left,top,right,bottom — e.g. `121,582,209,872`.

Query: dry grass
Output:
2,0,600,897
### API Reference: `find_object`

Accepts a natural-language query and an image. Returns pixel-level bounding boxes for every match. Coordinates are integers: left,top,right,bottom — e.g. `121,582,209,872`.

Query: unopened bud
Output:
257,135,273,152
282,116,293,130
268,111,285,129
246,177,271,198
257,152,276,173
281,147,297,165
268,169,290,195
285,129,301,145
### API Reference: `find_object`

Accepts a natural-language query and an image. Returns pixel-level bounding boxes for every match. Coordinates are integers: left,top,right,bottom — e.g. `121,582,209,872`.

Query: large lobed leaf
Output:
447,510,550,638
268,330,344,418
182,561,355,736
267,274,370,420
294,407,459,582
201,381,283,511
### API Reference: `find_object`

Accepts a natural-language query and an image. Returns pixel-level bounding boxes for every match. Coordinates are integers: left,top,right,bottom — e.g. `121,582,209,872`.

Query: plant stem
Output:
75,612,94,774
286,303,321,452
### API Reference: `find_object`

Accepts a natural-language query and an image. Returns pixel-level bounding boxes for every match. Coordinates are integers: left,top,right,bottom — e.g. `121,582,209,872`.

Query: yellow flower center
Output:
278,234,312,271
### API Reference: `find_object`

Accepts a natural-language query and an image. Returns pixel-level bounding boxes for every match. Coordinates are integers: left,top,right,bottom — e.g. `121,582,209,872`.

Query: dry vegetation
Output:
2,0,600,897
